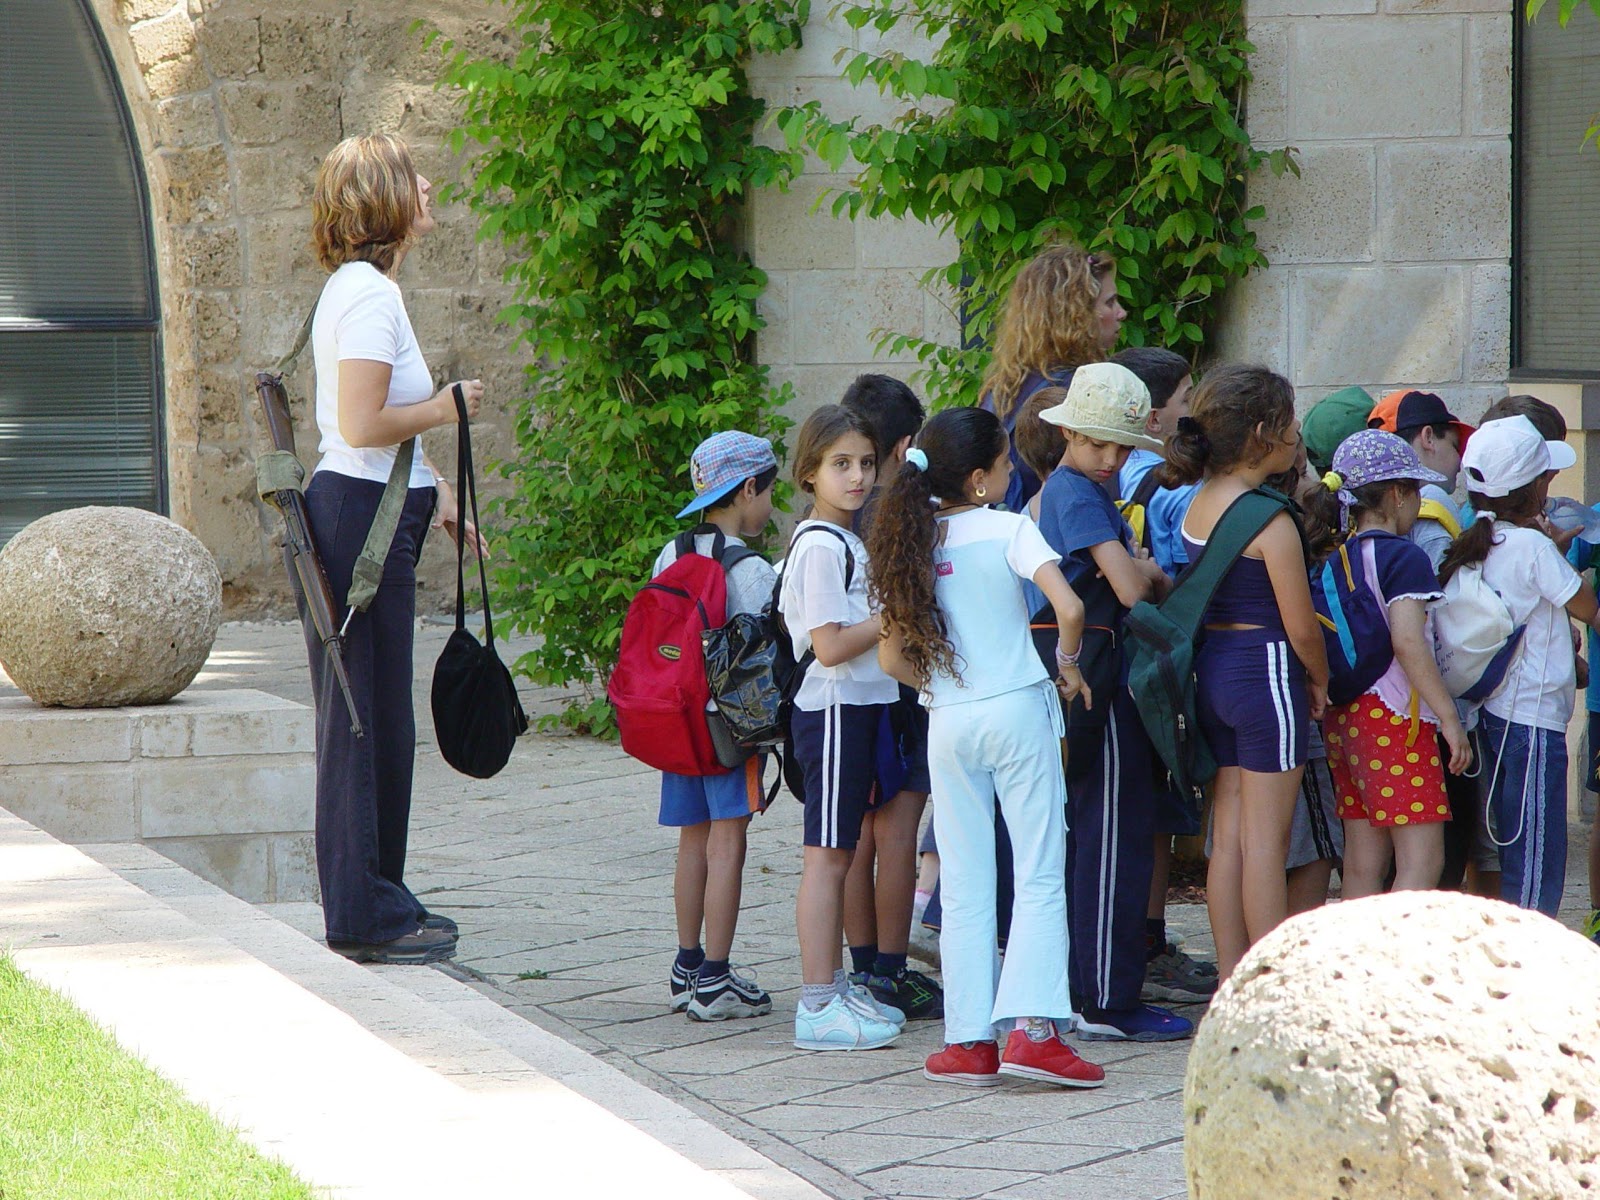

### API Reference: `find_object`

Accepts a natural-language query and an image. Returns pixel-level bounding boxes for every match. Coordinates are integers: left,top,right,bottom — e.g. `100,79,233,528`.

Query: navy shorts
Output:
1196,627,1309,773
892,685,931,795
792,702,884,850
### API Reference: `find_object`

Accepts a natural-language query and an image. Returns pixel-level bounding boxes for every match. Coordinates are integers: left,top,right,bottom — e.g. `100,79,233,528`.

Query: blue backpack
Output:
1313,534,1394,708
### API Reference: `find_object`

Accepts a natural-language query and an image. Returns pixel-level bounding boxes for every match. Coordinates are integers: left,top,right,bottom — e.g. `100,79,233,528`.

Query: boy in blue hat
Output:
655,431,780,1022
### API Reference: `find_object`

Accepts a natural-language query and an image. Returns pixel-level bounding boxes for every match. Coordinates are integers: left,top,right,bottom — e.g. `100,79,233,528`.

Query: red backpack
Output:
609,525,760,775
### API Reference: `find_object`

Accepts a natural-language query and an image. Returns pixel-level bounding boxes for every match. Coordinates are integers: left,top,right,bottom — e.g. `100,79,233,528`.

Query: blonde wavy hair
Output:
311,134,422,274
980,243,1114,422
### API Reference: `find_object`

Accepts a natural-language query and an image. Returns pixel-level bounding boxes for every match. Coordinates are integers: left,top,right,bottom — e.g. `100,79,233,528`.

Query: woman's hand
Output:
1440,715,1473,775
446,378,485,420
431,481,490,558
1056,664,1090,709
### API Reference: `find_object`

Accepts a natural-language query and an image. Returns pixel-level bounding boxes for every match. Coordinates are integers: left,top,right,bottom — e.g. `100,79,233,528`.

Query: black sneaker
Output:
327,926,457,965
865,966,944,1020
686,966,773,1021
669,960,698,1013
420,911,459,938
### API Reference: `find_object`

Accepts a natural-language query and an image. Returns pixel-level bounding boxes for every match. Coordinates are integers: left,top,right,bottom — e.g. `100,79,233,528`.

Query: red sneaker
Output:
923,1040,1001,1087
999,1029,1106,1088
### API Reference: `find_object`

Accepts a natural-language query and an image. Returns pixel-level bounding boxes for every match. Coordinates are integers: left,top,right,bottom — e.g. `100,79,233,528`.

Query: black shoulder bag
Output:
430,383,529,777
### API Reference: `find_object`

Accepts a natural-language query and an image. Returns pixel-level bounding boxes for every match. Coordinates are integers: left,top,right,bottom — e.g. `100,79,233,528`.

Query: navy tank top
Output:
1182,528,1284,628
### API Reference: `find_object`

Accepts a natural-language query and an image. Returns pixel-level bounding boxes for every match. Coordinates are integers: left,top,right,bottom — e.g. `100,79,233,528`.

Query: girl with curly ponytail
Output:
867,408,1106,1088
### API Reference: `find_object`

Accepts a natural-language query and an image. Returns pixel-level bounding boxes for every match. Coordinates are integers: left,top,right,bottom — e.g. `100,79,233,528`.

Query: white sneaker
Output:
794,994,901,1051
686,967,772,1022
845,982,906,1028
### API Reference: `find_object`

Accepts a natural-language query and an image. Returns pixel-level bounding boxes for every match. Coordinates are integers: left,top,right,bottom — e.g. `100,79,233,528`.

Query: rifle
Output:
254,367,365,738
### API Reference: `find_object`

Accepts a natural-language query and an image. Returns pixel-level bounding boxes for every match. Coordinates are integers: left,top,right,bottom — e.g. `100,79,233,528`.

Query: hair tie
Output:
905,447,929,473
1176,416,1203,437
1322,470,1343,492
1475,509,1496,524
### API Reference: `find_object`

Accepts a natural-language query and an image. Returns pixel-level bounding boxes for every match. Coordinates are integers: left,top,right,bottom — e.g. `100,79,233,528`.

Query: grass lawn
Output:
0,956,320,1199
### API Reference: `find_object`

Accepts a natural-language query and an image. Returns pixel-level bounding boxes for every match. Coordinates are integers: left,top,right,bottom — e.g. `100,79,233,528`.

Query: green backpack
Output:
1124,487,1295,809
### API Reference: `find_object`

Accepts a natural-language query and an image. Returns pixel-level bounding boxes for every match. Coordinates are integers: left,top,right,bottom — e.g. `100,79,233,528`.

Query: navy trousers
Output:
297,471,436,944
1064,687,1157,1014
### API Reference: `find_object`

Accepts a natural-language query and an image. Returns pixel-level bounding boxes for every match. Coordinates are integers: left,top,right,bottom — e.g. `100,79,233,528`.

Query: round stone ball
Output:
1185,892,1600,1199
0,506,222,707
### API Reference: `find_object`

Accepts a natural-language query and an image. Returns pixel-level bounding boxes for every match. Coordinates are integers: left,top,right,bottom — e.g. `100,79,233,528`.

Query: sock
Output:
873,951,907,978
675,946,704,972
699,957,729,982
849,944,877,976
1146,917,1167,962
1016,1016,1055,1042
801,982,836,1012
833,968,852,995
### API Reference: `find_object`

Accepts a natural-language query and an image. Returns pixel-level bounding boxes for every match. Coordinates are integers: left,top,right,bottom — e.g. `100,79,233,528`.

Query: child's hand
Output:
1307,679,1328,722
1057,665,1091,710
1441,718,1473,775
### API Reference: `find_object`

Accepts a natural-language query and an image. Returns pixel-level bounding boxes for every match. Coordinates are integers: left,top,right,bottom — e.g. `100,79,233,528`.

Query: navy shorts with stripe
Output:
1196,627,1309,773
792,702,884,850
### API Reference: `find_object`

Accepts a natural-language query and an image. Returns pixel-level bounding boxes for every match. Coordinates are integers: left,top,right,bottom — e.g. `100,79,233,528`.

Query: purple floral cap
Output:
1327,429,1447,519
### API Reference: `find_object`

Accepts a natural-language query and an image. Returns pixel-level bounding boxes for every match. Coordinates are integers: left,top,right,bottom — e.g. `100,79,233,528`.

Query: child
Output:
1109,346,1217,1005
1035,362,1192,1042
1301,431,1473,898
655,432,779,1021
1440,416,1598,917
1365,390,1475,573
1166,364,1329,981
1013,387,1069,521
779,405,905,1050
1301,386,1376,477
839,374,944,1019
867,406,1105,1088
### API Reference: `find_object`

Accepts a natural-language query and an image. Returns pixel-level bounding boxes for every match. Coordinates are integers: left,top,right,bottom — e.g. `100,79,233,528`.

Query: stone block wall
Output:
1219,1,1512,418
746,10,957,432
87,0,527,612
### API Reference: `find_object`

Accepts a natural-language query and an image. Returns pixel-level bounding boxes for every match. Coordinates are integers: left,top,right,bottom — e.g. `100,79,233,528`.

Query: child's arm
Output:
877,624,919,690
1259,512,1330,719
810,615,883,668
1032,560,1090,709
1388,599,1471,773
1566,580,1600,634
1088,541,1167,609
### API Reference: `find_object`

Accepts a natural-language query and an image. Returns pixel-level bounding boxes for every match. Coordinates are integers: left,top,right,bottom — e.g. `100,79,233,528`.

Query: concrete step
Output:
0,809,824,1200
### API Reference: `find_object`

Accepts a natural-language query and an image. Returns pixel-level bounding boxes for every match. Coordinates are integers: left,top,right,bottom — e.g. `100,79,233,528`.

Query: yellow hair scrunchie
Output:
1322,470,1343,492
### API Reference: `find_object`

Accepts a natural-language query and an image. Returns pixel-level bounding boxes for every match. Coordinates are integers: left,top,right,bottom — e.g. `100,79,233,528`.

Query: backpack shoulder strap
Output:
1130,464,1164,510
1417,498,1461,539
673,523,728,565
783,522,855,590
1161,489,1292,636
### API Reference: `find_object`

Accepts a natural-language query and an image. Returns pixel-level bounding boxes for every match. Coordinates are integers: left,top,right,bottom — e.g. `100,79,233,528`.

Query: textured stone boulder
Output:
0,507,222,706
1186,892,1600,1199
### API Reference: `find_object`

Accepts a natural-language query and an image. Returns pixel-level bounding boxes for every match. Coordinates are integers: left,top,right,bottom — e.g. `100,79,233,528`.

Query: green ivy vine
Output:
432,2,806,731
776,0,1296,408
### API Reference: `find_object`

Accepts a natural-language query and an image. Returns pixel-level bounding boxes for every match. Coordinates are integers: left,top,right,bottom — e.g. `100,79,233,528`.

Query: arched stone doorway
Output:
0,0,165,543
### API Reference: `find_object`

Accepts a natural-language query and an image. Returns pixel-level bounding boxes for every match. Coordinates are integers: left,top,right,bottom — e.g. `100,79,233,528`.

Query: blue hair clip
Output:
905,447,929,473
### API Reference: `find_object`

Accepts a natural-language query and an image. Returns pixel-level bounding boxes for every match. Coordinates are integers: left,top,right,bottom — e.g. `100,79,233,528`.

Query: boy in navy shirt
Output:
1029,363,1192,1043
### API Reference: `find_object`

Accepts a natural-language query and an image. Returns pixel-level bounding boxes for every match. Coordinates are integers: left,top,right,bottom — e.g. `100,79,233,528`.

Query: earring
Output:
975,485,987,499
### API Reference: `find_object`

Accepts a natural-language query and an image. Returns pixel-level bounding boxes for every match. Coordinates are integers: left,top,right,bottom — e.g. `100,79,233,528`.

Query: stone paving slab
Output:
164,622,1600,1199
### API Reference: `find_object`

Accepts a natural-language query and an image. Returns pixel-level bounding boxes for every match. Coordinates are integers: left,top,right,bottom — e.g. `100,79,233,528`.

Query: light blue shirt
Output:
923,508,1060,708
1569,534,1600,713
1119,449,1199,577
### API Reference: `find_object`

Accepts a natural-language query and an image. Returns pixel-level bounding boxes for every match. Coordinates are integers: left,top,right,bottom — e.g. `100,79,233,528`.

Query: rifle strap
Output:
274,305,317,376
346,436,416,615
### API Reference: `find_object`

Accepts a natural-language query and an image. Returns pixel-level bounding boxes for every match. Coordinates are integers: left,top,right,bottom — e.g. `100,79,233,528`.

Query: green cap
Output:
1302,386,1376,474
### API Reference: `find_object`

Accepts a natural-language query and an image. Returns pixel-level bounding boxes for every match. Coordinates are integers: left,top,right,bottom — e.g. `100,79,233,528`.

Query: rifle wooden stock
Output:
254,371,365,738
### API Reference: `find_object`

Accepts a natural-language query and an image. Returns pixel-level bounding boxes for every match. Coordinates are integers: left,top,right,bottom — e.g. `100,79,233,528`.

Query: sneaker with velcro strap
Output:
687,966,773,1021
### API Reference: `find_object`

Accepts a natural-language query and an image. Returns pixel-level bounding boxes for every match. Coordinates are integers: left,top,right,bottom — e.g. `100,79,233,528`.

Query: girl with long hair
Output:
869,407,1104,1089
979,243,1126,511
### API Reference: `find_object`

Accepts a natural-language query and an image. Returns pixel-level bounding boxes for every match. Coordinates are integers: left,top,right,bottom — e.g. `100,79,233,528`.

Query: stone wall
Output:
88,0,526,612
1219,1,1512,418
746,10,957,432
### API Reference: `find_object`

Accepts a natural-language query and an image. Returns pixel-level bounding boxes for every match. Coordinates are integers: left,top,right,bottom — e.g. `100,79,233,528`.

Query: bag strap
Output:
345,437,416,616
1161,489,1293,635
449,384,497,646
1129,464,1164,511
274,304,317,376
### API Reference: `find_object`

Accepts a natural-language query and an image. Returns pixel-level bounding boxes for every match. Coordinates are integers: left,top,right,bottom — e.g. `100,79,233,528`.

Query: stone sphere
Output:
0,506,222,706
1185,892,1600,1199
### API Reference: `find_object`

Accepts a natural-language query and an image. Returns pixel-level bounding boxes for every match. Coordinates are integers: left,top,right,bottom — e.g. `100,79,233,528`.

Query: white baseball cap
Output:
1459,414,1576,498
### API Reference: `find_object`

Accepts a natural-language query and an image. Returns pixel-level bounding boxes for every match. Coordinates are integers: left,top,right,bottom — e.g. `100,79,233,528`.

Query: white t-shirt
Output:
778,520,898,711
311,261,435,487
1481,523,1582,732
651,533,776,618
923,508,1060,708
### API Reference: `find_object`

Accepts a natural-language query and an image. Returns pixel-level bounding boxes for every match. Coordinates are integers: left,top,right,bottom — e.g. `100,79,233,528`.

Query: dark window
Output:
0,0,164,542
1513,6,1600,376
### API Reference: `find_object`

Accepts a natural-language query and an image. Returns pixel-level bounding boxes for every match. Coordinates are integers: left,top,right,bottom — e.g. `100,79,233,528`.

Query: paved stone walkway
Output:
207,620,1594,1200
